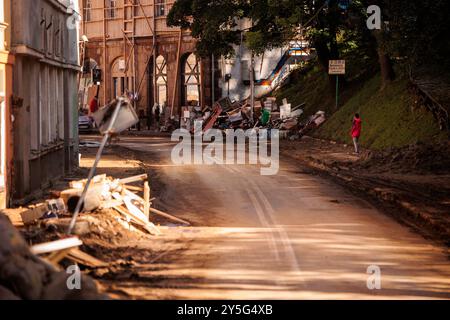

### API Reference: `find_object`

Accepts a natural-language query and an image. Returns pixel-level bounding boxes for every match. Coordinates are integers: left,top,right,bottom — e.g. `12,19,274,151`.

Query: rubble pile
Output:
0,213,105,300
0,171,189,300
182,96,326,139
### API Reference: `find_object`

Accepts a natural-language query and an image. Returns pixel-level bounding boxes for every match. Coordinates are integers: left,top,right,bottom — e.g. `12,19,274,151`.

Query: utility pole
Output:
250,51,255,121
212,54,215,104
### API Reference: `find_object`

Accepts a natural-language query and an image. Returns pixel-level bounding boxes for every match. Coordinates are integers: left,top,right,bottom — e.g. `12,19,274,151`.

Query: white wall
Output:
218,42,287,102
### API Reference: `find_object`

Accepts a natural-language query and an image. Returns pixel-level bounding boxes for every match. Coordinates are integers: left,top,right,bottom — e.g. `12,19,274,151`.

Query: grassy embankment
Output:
275,64,446,150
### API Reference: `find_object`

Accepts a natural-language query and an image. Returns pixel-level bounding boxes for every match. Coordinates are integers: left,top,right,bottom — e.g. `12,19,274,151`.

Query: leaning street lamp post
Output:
67,98,133,235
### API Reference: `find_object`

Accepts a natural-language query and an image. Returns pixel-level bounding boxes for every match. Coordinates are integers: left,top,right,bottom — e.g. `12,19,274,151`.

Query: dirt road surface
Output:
81,135,450,300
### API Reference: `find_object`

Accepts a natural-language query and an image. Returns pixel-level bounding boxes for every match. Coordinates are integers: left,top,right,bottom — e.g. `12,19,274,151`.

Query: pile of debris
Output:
181,96,326,139
0,213,106,300
0,172,190,299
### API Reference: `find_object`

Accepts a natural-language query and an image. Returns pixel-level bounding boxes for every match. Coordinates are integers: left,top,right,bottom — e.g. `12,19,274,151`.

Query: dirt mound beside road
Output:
360,142,450,174
0,213,106,300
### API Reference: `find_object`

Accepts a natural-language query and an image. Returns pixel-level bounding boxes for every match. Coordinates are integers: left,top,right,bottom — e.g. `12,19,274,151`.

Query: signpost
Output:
329,60,346,109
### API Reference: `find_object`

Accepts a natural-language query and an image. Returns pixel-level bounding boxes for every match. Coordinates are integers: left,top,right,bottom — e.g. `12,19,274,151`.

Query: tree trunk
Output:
373,30,395,89
378,48,395,88
314,37,330,72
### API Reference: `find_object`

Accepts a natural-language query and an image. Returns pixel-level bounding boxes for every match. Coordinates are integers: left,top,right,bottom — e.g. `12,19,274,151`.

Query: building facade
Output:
10,0,80,204
78,0,216,122
0,0,14,208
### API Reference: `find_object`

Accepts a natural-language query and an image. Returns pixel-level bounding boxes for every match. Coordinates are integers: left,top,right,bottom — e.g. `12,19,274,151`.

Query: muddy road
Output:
80,135,450,300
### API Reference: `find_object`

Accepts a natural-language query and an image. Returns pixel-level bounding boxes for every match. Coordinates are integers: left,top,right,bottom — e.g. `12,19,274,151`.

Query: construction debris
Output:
0,213,105,300
0,165,189,297
183,96,325,139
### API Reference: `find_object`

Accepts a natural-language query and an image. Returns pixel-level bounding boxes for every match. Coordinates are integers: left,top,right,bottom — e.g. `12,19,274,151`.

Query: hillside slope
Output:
276,69,447,150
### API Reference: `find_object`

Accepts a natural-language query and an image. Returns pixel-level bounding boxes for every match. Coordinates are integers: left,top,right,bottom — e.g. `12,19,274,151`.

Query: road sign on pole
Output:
329,60,346,75
329,60,346,109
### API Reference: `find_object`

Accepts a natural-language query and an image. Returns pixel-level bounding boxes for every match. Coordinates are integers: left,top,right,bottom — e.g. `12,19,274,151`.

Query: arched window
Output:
155,0,166,17
155,55,167,106
84,0,92,22
182,53,201,106
111,57,133,98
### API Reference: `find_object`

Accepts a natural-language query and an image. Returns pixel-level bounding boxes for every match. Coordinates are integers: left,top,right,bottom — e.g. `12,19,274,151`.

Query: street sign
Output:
329,60,346,75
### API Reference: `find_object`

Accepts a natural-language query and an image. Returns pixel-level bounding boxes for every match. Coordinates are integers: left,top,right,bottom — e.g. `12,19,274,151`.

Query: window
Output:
84,0,92,22
41,9,46,51
54,18,61,57
155,0,165,17
107,0,117,19
182,53,201,106
47,15,53,55
112,57,133,99
155,55,168,106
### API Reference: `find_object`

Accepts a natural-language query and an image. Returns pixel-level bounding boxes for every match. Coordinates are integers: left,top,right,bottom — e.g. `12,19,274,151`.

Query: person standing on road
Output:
351,113,362,154
89,86,100,114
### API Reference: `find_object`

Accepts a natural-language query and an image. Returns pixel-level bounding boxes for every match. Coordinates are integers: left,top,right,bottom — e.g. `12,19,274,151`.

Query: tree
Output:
167,0,244,58
168,0,450,88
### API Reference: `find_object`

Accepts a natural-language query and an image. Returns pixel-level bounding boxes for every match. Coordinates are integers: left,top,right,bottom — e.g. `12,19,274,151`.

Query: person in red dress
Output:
89,86,100,114
351,113,362,154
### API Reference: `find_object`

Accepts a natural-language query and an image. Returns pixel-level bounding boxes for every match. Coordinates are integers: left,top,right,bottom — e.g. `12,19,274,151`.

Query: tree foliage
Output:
168,0,450,75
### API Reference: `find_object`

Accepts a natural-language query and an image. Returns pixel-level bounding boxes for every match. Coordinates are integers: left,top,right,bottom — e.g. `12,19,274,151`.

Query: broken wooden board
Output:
100,199,124,209
144,181,150,219
47,249,73,265
118,174,148,185
30,237,83,255
123,185,144,192
66,248,109,268
113,205,161,236
149,207,191,226
1,208,28,227
20,205,48,225
69,174,108,189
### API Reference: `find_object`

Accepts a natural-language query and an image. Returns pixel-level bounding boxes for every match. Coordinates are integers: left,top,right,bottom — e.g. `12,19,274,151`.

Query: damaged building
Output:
78,0,216,123
78,1,313,125
8,0,80,205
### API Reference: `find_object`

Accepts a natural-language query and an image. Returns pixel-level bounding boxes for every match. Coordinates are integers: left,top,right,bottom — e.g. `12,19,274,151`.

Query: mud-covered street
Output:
78,135,450,300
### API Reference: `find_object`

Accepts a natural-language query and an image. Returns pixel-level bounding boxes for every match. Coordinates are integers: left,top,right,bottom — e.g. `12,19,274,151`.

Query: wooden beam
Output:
31,237,83,255
123,185,144,192
149,207,191,226
47,249,72,265
113,205,161,236
144,181,150,218
119,174,148,184
67,248,109,268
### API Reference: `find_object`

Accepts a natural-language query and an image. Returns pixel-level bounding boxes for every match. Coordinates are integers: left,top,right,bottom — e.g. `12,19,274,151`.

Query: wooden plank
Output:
144,181,150,219
67,248,109,268
123,185,144,192
47,249,72,265
119,174,148,185
113,205,161,236
20,205,48,225
30,237,83,255
2,208,27,227
101,199,124,209
149,207,191,226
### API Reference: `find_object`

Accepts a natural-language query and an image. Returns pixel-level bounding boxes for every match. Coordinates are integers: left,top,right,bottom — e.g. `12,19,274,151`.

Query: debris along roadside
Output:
0,213,106,300
2,169,190,298
0,97,191,300
180,96,326,139
11,163,189,264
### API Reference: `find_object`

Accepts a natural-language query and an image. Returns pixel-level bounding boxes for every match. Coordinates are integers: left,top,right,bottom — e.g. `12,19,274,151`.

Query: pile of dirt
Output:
22,208,152,257
359,142,450,174
0,213,106,300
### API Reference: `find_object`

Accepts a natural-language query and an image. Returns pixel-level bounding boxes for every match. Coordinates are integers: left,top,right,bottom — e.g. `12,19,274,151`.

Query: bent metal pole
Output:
67,98,124,235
